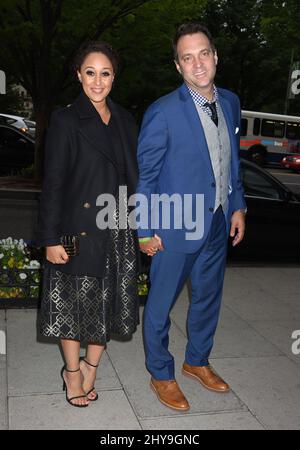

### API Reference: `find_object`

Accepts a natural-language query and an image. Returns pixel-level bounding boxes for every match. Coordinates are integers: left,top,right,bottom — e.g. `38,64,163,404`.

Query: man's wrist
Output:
139,237,152,244
236,208,247,215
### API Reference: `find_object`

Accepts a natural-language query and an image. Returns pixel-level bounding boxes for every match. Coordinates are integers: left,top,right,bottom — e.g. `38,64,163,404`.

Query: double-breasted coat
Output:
36,91,139,277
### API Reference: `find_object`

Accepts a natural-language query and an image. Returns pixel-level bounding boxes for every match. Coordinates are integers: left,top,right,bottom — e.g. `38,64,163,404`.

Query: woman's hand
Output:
46,245,69,264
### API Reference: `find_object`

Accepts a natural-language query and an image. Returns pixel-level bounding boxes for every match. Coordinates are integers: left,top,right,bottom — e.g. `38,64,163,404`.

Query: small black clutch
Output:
60,235,80,257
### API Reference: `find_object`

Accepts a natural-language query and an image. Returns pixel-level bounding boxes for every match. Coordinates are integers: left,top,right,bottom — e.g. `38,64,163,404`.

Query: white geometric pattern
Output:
39,191,139,343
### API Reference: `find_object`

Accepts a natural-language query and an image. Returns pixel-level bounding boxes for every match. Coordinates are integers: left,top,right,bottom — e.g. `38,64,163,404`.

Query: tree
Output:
200,0,300,114
0,0,153,179
103,0,207,120
260,0,300,115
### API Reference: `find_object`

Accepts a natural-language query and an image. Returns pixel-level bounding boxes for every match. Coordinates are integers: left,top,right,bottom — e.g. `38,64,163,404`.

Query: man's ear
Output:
174,60,182,75
214,51,218,66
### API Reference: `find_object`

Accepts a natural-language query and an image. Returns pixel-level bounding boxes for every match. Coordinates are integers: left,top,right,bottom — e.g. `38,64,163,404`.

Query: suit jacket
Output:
136,83,246,253
36,91,139,276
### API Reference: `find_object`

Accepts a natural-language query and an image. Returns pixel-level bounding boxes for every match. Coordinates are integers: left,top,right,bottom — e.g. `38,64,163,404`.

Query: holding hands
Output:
139,234,164,257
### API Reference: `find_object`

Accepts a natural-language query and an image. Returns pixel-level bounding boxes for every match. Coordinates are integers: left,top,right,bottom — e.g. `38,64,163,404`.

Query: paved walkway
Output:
1,265,300,430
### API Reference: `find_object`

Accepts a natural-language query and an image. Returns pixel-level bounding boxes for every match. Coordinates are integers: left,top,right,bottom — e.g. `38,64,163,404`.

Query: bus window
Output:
286,122,300,140
241,118,247,136
261,119,285,138
253,118,260,135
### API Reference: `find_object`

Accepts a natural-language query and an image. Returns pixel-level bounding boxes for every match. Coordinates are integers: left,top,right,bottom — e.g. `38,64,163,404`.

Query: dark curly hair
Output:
73,41,119,74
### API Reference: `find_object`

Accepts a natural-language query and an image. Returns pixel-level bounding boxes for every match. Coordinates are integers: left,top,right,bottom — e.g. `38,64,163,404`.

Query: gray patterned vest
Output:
195,103,231,213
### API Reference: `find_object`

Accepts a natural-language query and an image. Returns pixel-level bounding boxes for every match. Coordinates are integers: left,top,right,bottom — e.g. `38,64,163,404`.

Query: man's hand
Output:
139,234,164,257
46,245,69,264
230,210,246,247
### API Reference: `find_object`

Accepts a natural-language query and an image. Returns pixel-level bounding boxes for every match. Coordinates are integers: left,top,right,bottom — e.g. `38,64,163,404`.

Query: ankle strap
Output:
81,357,98,368
64,366,80,373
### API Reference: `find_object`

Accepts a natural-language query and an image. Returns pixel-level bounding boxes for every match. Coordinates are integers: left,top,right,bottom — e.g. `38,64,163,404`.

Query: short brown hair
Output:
73,41,119,74
173,22,215,61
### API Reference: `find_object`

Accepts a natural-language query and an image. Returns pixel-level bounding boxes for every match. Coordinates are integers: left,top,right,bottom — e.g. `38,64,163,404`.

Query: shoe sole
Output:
182,368,230,393
150,381,190,411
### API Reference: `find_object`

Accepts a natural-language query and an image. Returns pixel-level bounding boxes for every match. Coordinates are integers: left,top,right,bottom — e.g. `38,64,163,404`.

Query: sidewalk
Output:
1,265,300,430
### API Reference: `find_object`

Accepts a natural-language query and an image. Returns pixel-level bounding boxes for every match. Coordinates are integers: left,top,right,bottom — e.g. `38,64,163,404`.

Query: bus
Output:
240,110,300,166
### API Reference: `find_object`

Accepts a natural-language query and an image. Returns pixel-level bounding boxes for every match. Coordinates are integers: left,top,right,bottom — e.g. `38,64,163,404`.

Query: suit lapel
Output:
179,84,214,174
217,89,238,181
217,90,237,155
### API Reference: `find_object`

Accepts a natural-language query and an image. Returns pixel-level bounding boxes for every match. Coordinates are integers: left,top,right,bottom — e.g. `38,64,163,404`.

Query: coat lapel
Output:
73,92,118,169
108,98,139,195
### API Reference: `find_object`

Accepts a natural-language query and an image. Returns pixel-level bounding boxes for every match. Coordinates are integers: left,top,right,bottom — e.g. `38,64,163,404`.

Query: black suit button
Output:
209,207,214,212
211,182,216,188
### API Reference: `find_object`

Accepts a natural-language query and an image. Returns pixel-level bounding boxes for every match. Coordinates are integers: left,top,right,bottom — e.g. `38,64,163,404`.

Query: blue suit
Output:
136,83,246,380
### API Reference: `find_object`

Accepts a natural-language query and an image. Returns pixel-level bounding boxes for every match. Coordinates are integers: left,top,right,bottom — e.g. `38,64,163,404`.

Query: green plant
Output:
0,237,41,299
137,272,149,297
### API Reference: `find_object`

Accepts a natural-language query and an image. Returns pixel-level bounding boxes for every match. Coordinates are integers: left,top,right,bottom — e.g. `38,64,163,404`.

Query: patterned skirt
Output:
39,224,139,344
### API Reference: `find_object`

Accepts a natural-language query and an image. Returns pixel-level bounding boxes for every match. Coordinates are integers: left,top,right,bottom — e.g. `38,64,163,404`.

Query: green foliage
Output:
0,0,299,148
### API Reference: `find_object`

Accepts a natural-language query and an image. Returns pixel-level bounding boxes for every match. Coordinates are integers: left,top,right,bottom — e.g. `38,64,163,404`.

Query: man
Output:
136,22,246,411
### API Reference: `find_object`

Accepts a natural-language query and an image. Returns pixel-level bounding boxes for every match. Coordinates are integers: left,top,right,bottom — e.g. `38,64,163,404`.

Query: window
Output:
261,119,285,138
253,118,260,136
241,118,248,136
241,165,282,200
0,127,31,149
286,122,300,140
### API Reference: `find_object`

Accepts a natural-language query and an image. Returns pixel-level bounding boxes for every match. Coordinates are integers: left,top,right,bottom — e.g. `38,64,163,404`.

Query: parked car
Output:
0,113,35,137
281,154,300,172
0,123,35,175
23,119,36,138
229,159,300,261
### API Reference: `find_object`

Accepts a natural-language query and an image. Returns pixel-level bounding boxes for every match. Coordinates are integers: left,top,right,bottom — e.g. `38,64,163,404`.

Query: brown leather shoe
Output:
182,363,230,393
150,378,190,411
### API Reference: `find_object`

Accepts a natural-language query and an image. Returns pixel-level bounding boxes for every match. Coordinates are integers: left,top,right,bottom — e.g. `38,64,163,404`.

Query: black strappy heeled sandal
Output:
79,357,99,401
61,365,89,407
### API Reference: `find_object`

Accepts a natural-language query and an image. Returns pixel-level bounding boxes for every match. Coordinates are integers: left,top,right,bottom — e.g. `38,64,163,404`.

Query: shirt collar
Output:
187,85,218,107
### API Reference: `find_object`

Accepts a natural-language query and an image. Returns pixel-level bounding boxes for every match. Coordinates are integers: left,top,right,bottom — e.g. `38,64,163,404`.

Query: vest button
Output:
80,231,87,237
83,202,91,209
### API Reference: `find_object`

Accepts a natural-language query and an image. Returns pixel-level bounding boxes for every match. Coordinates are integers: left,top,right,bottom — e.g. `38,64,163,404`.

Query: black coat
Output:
36,91,139,277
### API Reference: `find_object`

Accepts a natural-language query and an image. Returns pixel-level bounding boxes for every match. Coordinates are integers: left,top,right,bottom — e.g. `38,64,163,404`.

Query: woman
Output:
36,41,139,407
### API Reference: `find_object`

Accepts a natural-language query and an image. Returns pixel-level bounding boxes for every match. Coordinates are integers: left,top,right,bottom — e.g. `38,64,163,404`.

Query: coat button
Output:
211,182,216,188
83,202,91,209
80,231,87,237
209,207,214,212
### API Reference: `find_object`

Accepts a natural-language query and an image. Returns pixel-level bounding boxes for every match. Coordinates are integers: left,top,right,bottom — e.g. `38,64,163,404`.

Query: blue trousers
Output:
143,206,228,380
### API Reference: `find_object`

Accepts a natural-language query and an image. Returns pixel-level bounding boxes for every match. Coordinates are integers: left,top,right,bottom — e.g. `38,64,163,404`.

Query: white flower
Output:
24,260,40,269
30,260,40,269
0,253,4,259
19,273,27,280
